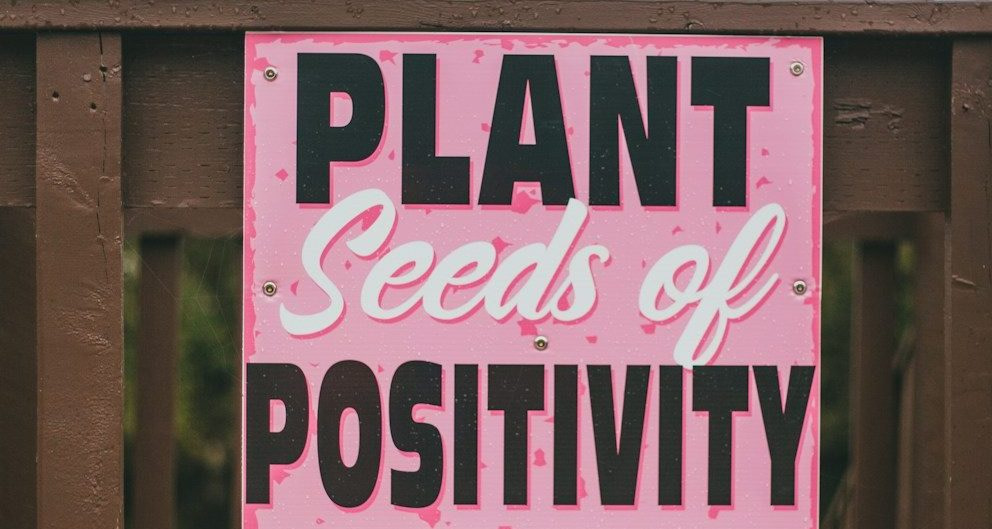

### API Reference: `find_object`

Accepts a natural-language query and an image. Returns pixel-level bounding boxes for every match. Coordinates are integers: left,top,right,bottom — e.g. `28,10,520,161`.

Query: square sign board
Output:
244,33,821,529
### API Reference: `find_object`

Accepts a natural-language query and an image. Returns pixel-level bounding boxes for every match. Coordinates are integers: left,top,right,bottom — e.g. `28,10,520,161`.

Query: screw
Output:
792,279,808,296
533,335,549,351
790,61,805,76
263,66,278,81
262,281,278,296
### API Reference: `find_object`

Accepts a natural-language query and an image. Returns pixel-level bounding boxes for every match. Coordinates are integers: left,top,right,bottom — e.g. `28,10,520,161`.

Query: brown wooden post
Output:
35,33,123,529
947,39,992,529
899,214,946,529
895,353,915,529
849,241,899,529
134,235,183,529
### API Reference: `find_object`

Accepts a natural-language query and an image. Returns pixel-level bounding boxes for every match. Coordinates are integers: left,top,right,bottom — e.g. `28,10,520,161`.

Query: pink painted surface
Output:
245,33,821,529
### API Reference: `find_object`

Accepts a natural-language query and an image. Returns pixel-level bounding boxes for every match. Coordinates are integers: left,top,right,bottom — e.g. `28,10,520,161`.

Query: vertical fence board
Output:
849,241,898,529
134,236,182,529
35,33,123,529
910,214,946,529
0,208,37,527
947,39,992,529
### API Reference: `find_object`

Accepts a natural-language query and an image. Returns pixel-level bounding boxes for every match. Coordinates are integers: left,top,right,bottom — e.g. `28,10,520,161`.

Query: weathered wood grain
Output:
910,213,946,529
123,34,243,209
824,38,948,212
946,39,992,529
0,2,992,34
124,207,243,238
35,33,123,529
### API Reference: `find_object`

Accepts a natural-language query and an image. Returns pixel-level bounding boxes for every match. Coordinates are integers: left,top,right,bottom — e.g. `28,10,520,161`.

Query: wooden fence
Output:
0,3,990,528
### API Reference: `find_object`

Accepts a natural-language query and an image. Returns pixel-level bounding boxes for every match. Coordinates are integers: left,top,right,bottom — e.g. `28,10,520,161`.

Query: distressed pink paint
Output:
245,33,821,529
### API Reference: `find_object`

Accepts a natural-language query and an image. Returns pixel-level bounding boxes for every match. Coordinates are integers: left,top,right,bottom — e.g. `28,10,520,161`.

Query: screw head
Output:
263,66,278,81
262,281,278,296
789,61,805,76
792,279,808,296
533,335,549,351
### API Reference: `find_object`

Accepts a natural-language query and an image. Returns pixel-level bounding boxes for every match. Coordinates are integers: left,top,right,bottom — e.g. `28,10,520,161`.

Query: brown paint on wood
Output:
35,33,123,529
116,34,949,215
123,34,242,209
849,241,898,529
0,208,37,528
824,212,918,241
0,34,36,207
946,39,992,529
910,213,946,529
824,39,949,212
1,2,992,34
124,207,242,238
133,236,182,529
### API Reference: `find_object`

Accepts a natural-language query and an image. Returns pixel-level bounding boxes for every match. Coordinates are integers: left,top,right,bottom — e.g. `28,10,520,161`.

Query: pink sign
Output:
244,33,821,529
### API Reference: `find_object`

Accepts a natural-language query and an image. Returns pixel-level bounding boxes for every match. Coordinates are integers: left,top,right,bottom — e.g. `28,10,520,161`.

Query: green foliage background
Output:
125,238,242,529
122,237,912,528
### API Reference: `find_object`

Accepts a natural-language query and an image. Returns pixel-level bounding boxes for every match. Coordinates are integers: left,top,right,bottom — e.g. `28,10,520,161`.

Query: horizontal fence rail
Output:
0,2,987,34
